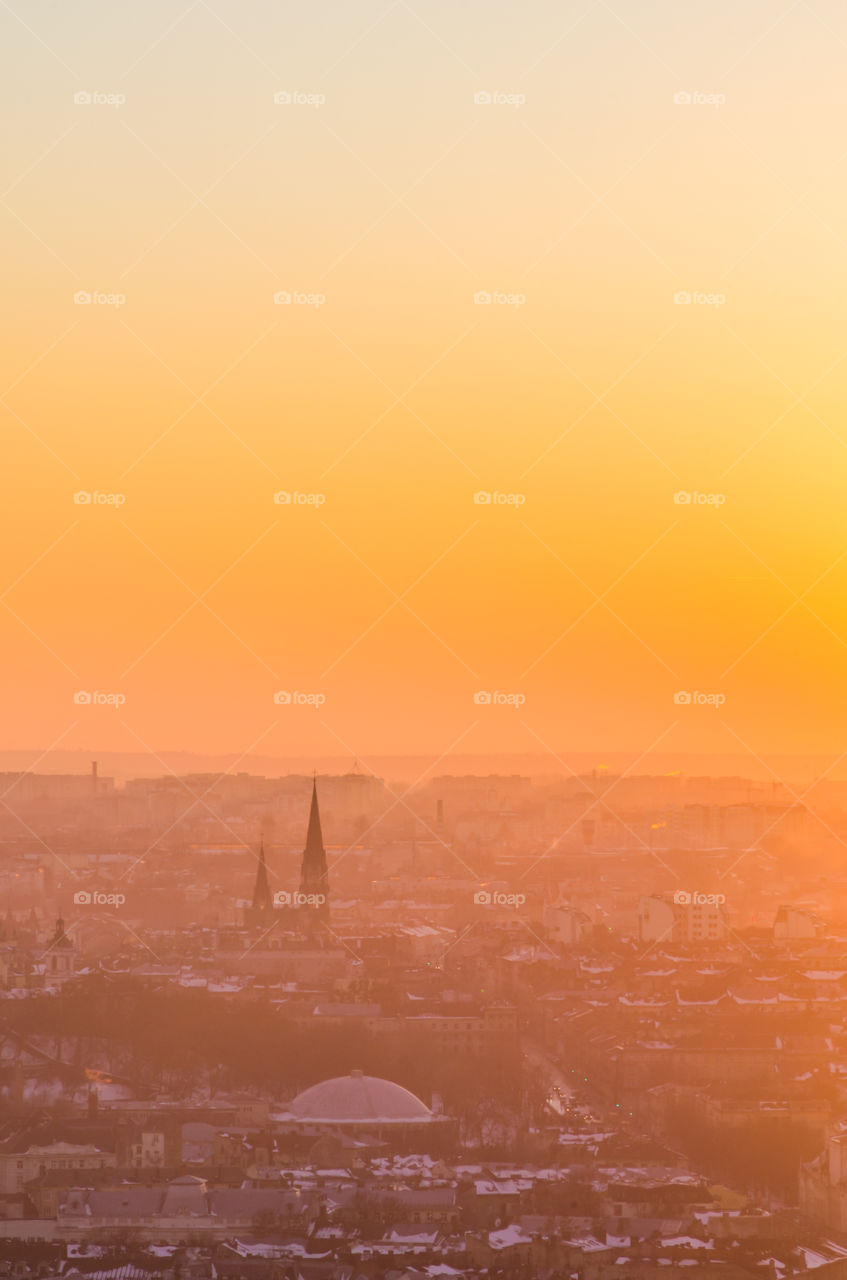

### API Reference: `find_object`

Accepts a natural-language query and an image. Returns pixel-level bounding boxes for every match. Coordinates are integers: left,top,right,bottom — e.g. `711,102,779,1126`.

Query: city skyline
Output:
4,4,847,1267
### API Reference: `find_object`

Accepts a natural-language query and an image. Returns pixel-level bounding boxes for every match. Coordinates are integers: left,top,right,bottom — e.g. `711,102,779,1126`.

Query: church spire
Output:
248,835,273,926
299,778,329,918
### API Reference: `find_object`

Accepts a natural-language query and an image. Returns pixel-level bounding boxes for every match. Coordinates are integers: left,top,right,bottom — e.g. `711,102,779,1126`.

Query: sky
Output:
2,0,847,773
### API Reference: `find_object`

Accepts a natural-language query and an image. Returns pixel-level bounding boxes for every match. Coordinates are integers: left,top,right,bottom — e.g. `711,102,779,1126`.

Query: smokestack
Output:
91,760,98,796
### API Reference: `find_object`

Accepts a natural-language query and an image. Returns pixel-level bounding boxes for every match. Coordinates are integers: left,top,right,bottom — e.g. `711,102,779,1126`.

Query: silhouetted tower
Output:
47,915,75,985
246,837,274,927
299,779,329,921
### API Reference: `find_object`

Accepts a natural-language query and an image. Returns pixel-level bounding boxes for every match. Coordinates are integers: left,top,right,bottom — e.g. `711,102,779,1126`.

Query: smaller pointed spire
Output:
305,779,324,859
248,835,274,925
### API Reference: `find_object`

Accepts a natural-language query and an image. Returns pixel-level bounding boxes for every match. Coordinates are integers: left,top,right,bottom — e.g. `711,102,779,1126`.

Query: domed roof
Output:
287,1070,433,1124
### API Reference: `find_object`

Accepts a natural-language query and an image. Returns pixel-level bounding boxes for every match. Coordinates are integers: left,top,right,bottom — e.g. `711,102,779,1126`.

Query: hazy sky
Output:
2,0,847,769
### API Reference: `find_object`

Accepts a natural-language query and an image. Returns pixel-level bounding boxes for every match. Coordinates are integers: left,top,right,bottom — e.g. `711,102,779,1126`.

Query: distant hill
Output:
0,749,839,784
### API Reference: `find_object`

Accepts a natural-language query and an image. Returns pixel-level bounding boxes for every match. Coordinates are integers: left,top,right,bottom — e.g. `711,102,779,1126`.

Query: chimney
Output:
91,760,98,796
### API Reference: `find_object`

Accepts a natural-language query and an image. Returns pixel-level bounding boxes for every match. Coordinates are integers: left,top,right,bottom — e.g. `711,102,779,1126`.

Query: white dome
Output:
287,1070,433,1124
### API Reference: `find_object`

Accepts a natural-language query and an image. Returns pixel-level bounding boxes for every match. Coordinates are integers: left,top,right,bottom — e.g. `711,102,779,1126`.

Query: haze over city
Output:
4,1,847,1278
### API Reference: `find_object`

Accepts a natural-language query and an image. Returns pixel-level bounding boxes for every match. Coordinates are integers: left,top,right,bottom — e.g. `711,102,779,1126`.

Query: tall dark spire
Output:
299,778,329,918
248,836,273,926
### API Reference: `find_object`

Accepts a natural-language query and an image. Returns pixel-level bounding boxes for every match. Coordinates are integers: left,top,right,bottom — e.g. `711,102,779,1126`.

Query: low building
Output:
0,1141,115,1197
276,1070,451,1148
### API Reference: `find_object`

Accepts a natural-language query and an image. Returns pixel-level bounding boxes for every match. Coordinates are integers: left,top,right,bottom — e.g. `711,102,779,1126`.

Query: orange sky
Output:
2,0,847,768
